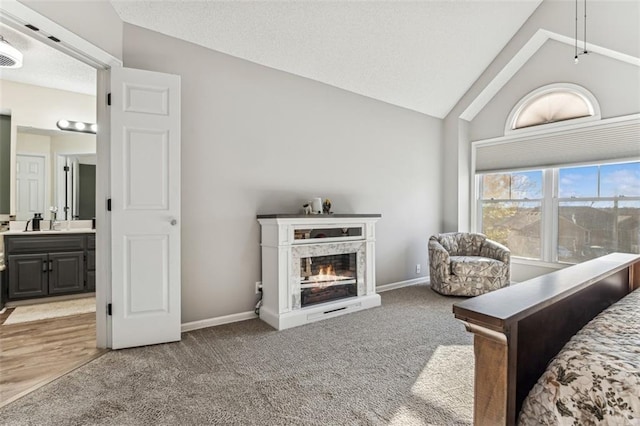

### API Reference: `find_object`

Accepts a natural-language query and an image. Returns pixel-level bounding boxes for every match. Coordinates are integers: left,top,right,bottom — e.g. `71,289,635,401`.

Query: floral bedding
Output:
518,288,640,425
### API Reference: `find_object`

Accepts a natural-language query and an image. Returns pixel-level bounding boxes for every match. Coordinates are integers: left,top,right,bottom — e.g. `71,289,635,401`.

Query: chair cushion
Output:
450,256,507,278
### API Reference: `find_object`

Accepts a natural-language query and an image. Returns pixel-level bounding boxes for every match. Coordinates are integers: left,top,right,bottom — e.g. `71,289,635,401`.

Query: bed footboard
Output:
452,253,640,426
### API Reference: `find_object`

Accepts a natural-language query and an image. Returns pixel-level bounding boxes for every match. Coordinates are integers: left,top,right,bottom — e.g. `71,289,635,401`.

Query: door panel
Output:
125,235,168,314
125,129,168,209
16,155,45,221
110,67,181,349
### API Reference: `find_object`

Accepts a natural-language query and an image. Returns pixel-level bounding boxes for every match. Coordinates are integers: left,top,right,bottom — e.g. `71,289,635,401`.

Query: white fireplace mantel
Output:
257,214,381,330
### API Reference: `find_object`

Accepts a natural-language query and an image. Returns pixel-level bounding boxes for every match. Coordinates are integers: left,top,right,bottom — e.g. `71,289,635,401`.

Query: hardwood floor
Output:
0,310,107,407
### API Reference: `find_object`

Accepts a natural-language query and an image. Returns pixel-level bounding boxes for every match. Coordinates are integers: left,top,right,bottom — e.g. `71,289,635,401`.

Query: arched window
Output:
506,83,601,133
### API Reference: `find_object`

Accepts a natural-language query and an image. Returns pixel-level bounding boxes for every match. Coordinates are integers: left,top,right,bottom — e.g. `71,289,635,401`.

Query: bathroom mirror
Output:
14,126,96,221
0,19,97,223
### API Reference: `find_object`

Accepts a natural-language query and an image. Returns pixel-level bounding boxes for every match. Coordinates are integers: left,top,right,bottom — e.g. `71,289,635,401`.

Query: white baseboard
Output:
376,277,429,293
181,277,430,332
181,310,257,333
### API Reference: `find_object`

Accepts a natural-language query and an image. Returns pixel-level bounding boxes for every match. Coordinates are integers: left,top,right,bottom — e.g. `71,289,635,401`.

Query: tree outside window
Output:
480,171,542,259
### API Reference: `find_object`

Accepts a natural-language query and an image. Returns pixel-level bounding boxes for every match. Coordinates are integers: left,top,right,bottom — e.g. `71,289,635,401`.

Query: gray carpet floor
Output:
0,285,474,425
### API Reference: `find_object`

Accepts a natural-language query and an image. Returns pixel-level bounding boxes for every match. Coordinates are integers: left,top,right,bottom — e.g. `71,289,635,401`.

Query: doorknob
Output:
170,219,177,226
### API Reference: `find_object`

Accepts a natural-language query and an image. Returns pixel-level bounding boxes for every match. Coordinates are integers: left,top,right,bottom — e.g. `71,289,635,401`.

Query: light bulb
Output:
75,122,86,130
574,56,579,64
57,119,70,129
90,123,98,133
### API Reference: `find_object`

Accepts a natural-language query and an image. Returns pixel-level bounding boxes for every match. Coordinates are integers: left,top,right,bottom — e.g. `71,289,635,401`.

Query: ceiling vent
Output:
0,35,23,68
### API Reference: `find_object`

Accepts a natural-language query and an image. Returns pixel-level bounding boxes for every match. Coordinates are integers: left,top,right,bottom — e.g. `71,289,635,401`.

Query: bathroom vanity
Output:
2,231,95,301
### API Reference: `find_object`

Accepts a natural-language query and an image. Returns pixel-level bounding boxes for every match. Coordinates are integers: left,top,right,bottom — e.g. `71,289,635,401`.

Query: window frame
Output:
504,83,601,135
476,160,640,265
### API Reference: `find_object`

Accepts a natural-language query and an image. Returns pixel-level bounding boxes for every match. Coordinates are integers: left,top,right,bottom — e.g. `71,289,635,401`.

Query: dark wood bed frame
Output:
452,252,640,426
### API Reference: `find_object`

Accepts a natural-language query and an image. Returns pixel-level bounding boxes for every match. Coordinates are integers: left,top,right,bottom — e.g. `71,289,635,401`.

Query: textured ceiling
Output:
110,0,541,118
0,22,96,95
1,1,542,118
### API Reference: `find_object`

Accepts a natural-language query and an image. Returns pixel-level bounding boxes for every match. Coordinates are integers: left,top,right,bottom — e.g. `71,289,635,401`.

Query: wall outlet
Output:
255,281,262,294
416,264,421,274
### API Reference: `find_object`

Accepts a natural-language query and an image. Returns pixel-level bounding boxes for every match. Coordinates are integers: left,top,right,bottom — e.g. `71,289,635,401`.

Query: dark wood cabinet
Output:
48,252,85,295
7,253,48,299
4,233,95,301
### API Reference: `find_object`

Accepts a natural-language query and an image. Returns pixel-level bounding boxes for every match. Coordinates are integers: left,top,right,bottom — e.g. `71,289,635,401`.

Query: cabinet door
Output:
8,254,48,299
49,252,85,295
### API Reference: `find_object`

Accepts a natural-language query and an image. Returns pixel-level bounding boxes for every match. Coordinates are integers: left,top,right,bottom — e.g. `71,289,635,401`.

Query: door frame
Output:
1,0,122,348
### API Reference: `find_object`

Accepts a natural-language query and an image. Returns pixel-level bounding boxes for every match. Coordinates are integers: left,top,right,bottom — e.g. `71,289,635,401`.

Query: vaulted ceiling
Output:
110,1,542,118
1,1,543,119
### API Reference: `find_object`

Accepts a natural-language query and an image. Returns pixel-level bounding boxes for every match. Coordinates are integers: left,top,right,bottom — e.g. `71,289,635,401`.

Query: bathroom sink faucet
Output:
50,206,60,231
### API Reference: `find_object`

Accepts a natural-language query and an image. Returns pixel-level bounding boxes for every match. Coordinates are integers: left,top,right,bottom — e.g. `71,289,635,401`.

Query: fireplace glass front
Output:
300,253,357,307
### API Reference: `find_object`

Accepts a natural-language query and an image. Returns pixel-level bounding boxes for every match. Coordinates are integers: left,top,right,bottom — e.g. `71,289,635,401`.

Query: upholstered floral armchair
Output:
428,232,510,296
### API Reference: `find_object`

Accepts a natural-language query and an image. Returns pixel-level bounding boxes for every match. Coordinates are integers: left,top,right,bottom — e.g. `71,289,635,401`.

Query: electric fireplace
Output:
300,253,357,307
257,214,381,330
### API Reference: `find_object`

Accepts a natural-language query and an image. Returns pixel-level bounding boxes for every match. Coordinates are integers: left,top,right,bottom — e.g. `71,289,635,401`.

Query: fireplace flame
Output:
318,265,335,277
310,264,350,288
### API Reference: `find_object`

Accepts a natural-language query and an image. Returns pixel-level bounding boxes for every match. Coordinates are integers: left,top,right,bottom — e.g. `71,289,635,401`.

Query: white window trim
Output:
504,83,601,135
543,169,555,262
512,257,568,270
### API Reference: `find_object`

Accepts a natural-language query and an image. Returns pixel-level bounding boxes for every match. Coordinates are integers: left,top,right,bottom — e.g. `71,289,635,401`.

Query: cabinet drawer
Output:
87,235,95,249
5,235,86,253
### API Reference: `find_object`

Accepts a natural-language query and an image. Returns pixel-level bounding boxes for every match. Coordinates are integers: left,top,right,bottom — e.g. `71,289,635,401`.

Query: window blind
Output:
475,118,640,173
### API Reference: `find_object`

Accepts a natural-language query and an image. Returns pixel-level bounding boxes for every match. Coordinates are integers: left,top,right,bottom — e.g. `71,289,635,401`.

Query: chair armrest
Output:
480,239,511,264
429,237,451,273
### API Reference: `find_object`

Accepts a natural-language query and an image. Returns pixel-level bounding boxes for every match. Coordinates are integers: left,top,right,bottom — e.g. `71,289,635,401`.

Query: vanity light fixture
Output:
56,119,97,134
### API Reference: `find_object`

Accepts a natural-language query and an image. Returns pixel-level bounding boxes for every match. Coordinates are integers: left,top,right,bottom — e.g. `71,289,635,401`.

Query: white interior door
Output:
110,67,181,349
16,155,45,221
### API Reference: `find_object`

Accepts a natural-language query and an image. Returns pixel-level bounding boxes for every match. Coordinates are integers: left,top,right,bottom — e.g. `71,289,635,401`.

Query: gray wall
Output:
123,24,442,323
